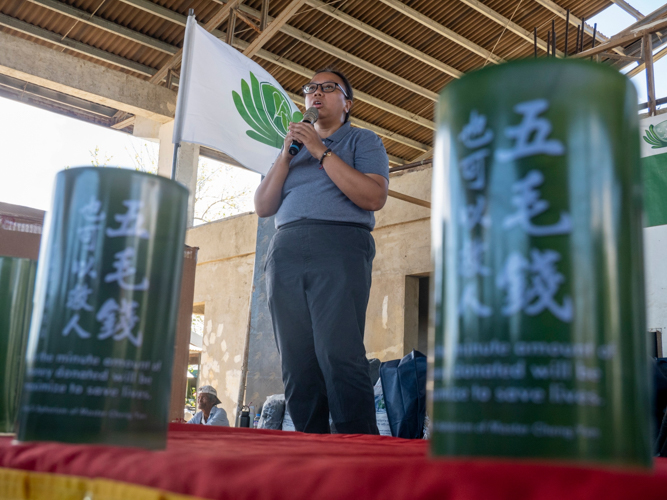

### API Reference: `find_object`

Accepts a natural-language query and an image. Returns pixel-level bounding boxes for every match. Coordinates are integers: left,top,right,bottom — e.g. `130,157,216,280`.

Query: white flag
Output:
173,15,303,175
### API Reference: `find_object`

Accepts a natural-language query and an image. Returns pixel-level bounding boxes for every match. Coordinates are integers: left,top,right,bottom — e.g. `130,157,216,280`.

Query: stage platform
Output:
0,424,666,499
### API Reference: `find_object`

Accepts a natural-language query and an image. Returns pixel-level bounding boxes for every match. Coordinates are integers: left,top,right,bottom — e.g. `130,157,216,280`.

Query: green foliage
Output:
126,140,159,174
89,146,113,167
185,386,196,407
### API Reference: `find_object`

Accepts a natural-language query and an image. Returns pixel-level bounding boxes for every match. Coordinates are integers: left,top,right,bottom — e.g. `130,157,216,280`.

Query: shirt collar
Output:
323,121,352,144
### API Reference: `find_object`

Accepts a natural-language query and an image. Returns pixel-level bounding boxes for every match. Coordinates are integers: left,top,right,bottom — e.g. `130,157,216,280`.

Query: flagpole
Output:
171,143,180,180
171,9,196,181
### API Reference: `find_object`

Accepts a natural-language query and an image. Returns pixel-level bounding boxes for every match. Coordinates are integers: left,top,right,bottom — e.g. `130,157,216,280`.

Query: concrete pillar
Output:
133,116,162,140
157,120,199,227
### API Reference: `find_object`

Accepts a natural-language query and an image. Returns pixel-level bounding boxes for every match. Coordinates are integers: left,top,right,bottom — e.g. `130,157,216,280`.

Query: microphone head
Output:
303,107,319,124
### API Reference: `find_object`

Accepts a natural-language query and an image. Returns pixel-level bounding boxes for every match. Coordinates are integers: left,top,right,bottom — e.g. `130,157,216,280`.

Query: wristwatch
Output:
319,148,332,168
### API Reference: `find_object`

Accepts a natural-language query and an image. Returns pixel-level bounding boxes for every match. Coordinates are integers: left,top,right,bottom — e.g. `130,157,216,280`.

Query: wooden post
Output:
260,0,269,31
564,10,569,56
166,69,173,90
168,246,199,422
643,34,657,116
226,9,236,45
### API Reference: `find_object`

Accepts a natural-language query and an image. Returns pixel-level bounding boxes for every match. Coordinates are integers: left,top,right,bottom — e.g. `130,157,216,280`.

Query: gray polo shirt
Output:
274,122,389,230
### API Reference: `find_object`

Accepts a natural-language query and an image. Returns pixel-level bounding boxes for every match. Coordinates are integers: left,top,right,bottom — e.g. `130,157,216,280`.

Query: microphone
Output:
288,107,319,156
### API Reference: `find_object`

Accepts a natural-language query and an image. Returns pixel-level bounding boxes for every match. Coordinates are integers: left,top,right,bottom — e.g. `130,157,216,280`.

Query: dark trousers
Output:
265,220,379,435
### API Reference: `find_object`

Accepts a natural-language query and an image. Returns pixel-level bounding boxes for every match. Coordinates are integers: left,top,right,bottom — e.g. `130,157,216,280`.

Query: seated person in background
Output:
187,385,229,426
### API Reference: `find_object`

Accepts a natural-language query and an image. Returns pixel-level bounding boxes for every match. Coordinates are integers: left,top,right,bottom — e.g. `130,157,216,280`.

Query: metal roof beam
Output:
305,0,464,77
459,0,563,56
379,0,504,64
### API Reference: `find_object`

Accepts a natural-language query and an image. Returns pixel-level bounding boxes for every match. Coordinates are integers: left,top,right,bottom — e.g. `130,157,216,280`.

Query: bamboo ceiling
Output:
0,0,630,164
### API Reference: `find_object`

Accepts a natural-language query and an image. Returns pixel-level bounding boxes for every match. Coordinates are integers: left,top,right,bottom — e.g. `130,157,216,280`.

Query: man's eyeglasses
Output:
302,82,349,98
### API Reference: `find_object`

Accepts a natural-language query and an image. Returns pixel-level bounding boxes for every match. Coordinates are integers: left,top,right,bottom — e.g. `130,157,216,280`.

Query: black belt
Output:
278,218,371,232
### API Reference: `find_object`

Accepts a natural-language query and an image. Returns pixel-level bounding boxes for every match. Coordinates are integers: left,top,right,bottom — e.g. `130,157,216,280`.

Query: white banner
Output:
640,114,667,159
173,16,303,174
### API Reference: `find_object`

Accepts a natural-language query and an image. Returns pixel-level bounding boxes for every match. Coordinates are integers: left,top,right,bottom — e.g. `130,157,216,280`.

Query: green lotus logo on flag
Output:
232,72,303,148
643,119,667,149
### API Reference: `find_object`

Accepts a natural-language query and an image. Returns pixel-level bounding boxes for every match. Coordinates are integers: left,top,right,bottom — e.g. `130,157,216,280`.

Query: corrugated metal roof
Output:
0,0,619,162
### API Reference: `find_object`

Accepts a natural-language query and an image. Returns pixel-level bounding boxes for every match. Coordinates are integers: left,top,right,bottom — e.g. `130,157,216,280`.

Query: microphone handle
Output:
288,119,313,156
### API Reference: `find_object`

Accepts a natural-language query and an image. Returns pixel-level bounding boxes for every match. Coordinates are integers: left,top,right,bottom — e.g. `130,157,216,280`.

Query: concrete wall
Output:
185,167,433,419
366,166,431,360
185,211,258,422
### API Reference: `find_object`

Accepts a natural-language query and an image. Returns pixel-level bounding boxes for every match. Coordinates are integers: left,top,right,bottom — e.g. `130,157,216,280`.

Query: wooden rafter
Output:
238,4,439,100
627,44,667,78
387,190,431,209
119,0,186,26
532,0,626,56
242,0,307,58
610,0,645,20
111,0,439,124
149,0,243,85
111,115,136,130
412,149,434,162
379,0,504,64
458,0,563,56
0,13,156,77
260,0,269,31
573,17,667,59
255,46,436,129
305,0,463,78
616,4,667,35
9,0,437,133
234,9,262,34
387,154,406,166
26,0,176,55
0,11,420,162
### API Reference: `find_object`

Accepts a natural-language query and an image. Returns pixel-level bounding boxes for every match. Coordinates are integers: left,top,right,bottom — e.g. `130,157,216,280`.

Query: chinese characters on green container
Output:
18,168,187,449
431,60,650,467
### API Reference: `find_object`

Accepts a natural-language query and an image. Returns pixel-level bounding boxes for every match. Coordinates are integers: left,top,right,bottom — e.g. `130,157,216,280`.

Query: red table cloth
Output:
0,423,666,500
